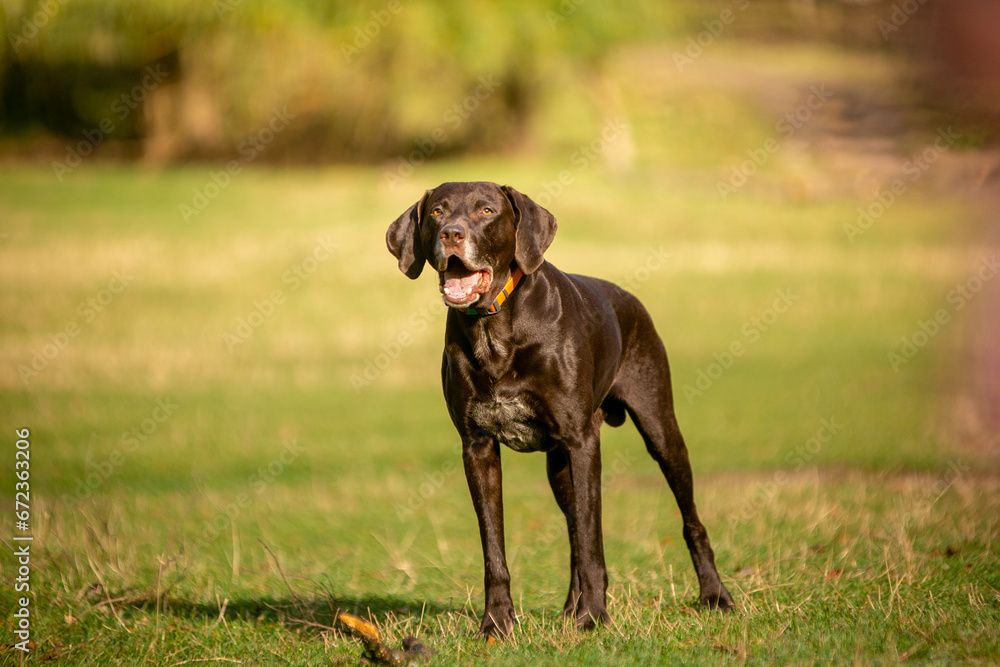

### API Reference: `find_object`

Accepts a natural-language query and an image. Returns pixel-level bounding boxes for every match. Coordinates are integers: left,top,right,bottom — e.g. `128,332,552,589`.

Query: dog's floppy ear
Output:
501,185,557,274
386,190,430,279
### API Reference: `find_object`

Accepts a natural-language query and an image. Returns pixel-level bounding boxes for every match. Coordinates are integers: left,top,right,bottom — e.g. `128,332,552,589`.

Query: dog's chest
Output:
469,395,546,453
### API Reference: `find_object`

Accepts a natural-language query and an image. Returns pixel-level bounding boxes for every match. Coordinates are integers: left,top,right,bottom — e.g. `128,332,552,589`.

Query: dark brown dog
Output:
387,181,733,638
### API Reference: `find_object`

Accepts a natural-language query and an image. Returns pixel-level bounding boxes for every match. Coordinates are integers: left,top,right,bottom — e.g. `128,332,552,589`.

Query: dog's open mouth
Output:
439,256,492,306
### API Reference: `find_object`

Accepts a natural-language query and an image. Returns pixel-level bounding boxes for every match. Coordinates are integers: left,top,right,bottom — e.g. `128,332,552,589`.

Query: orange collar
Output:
462,266,523,316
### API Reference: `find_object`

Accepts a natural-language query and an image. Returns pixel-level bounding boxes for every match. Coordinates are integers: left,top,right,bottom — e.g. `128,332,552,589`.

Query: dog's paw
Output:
477,606,516,641
560,591,610,631
700,582,736,611
574,607,611,631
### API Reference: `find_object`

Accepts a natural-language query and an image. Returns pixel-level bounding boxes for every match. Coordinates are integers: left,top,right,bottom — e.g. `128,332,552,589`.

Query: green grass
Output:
2,46,999,665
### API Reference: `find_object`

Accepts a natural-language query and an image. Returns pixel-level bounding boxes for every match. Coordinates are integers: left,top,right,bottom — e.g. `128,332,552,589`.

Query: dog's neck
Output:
469,315,513,369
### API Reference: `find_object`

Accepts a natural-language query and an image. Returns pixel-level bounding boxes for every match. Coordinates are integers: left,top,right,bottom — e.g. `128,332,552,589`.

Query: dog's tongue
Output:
442,270,483,301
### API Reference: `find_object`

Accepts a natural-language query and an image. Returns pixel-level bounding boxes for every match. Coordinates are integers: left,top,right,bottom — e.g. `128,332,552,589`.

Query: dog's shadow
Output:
122,592,462,636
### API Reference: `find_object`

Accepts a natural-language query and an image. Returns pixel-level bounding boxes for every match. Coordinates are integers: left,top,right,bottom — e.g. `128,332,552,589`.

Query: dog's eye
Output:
482,207,495,215
430,207,443,216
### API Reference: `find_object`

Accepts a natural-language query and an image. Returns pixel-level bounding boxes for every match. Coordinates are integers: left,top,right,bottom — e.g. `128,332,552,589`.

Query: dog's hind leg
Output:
615,328,734,610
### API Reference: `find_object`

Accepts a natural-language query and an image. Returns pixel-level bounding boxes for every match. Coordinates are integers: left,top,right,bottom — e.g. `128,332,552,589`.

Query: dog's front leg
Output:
546,448,582,617
565,437,611,630
462,429,516,639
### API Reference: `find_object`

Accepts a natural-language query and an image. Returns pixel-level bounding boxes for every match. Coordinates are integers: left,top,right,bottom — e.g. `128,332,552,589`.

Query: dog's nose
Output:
439,224,465,248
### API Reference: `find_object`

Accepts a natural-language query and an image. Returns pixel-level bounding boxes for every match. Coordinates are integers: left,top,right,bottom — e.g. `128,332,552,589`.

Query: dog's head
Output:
386,181,557,309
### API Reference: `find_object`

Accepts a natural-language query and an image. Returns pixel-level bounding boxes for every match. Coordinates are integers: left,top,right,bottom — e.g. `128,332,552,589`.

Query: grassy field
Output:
2,44,1000,665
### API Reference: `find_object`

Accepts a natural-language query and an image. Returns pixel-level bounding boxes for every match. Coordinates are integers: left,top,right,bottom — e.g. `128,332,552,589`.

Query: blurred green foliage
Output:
1,0,711,160
6,0,984,162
